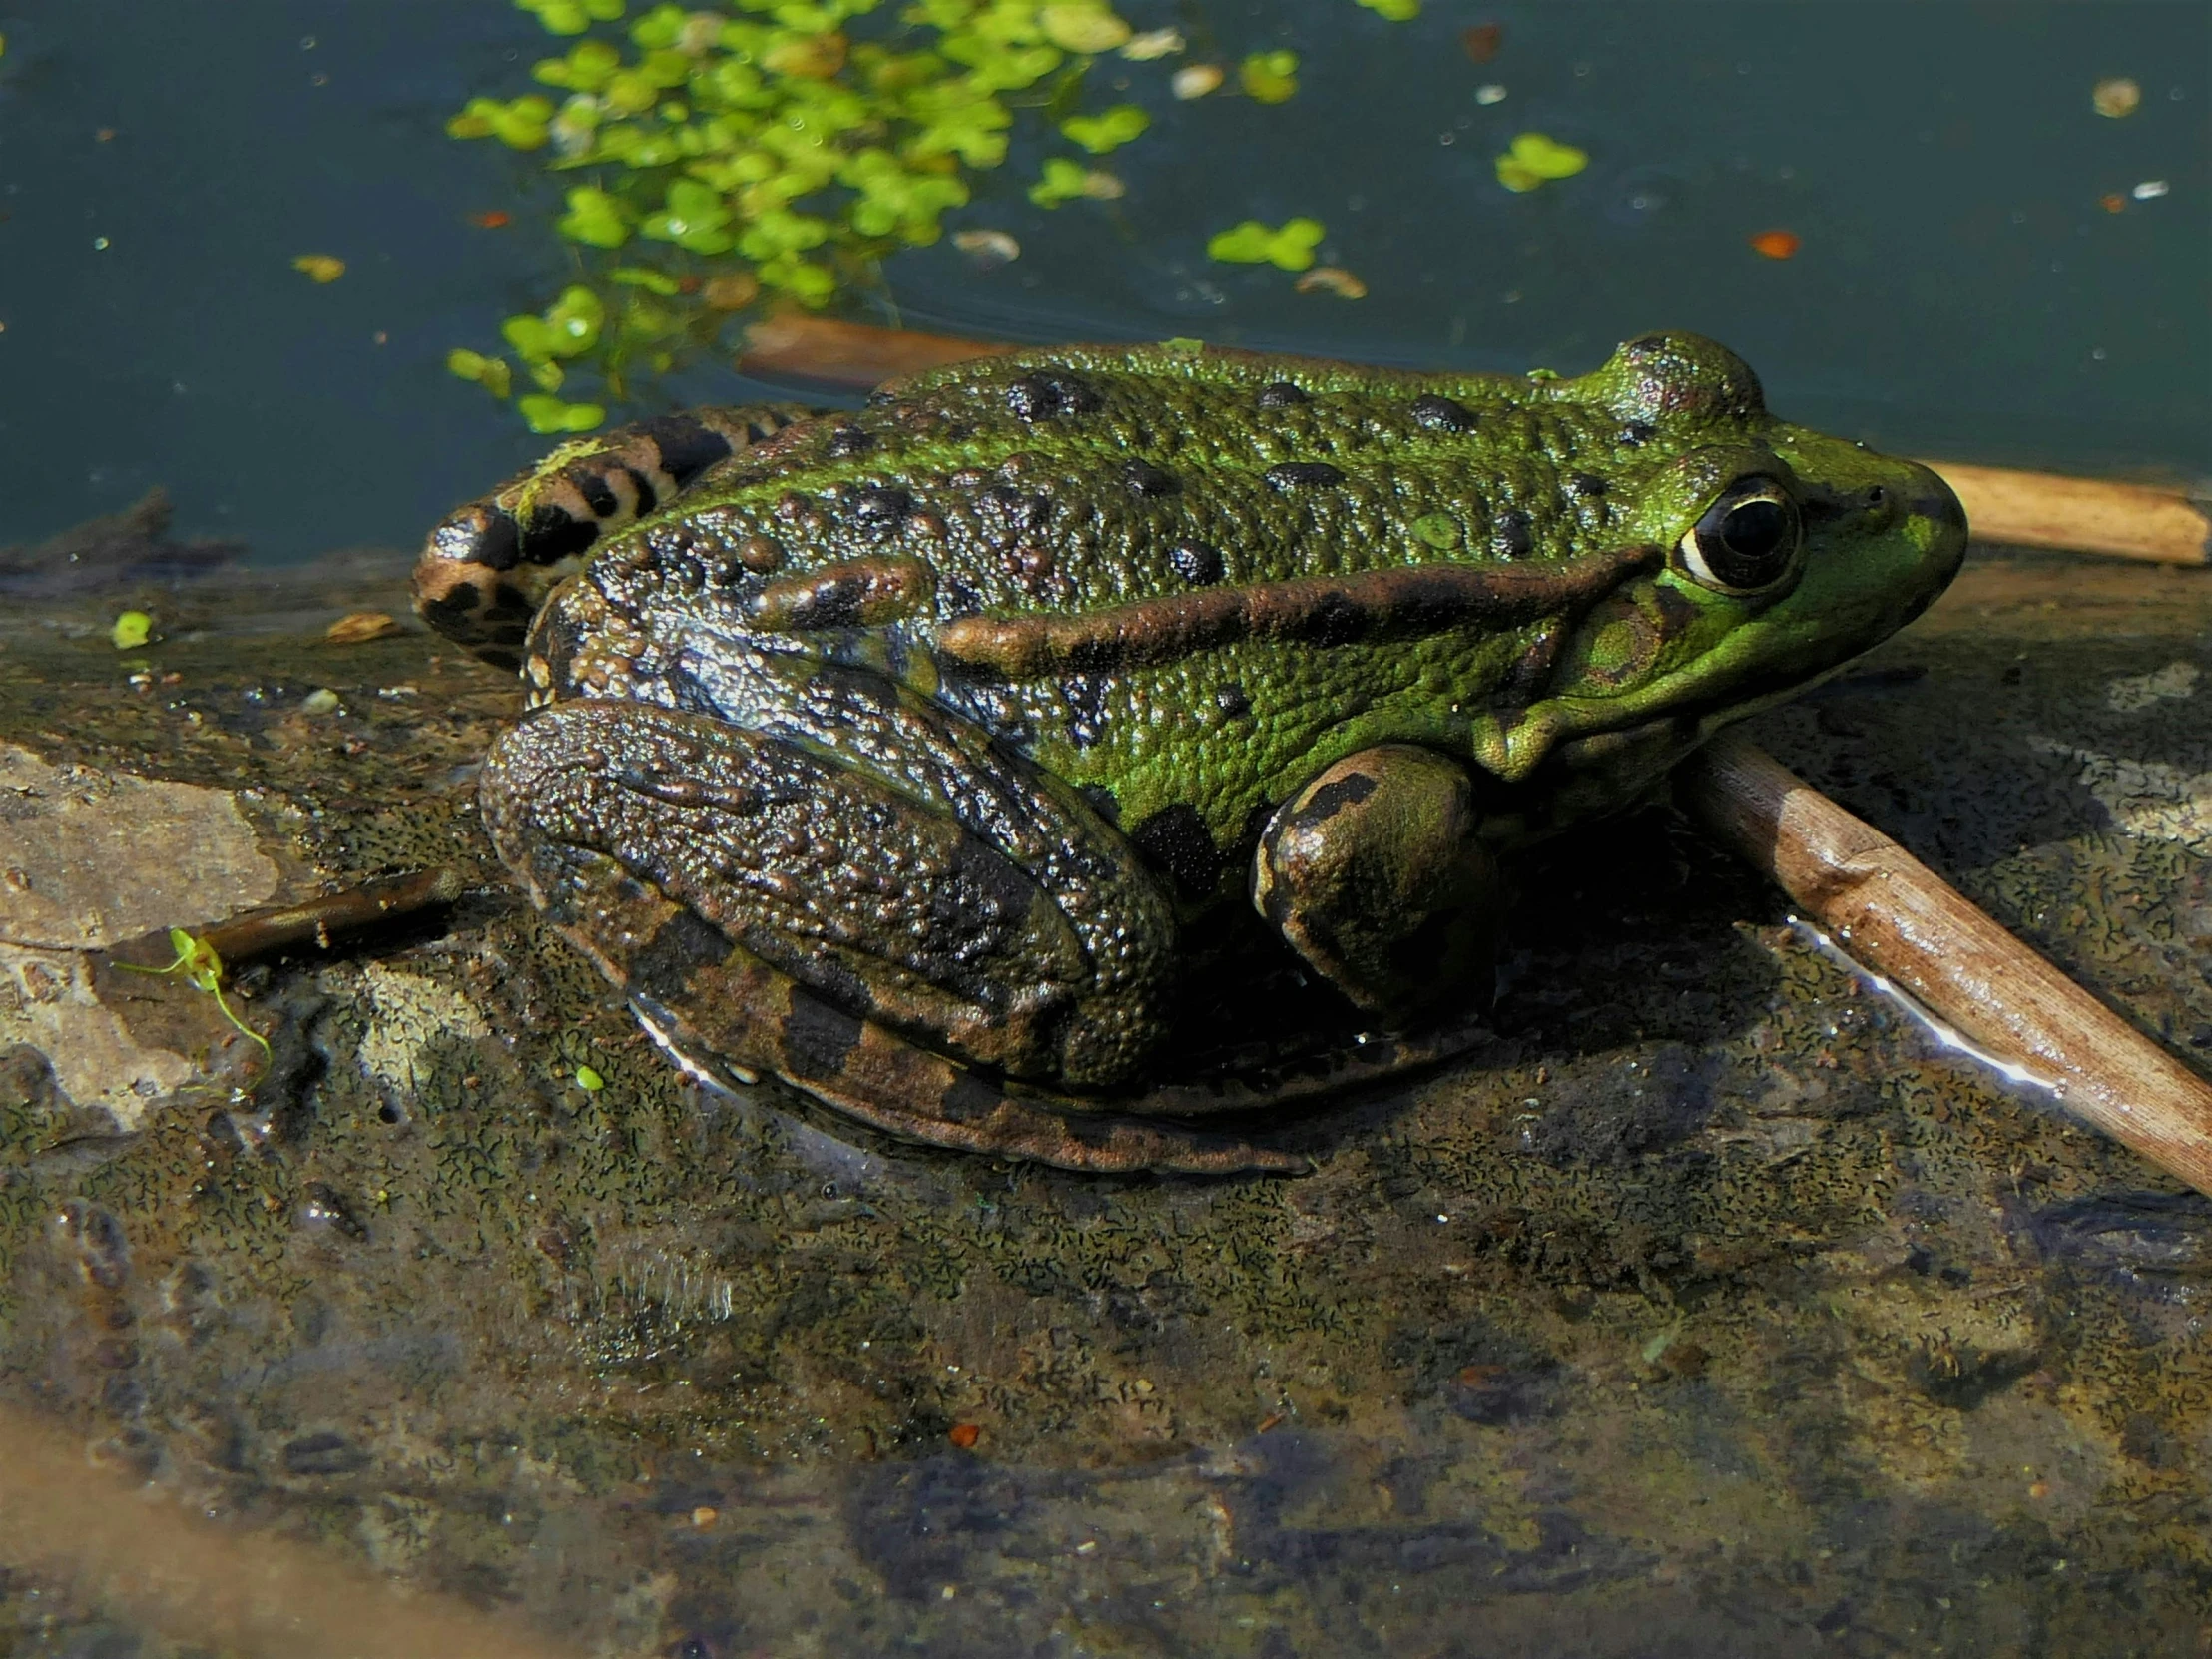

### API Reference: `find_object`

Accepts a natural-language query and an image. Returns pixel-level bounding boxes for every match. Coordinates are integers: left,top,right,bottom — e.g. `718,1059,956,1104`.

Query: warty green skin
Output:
435,332,1967,1173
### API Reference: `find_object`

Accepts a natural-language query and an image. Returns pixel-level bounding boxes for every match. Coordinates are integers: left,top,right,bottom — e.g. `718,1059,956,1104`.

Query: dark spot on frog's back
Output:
1123,460,1181,497
1005,371,1103,421
1129,803,1226,896
1168,541,1225,585
1409,394,1476,433
1492,509,1533,559
1265,461,1346,490
1565,472,1608,499
1258,380,1309,408
849,484,914,530
826,425,875,457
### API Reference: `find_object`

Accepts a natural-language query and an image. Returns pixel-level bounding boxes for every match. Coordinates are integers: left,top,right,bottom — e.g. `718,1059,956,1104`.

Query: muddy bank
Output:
4,548,2212,1655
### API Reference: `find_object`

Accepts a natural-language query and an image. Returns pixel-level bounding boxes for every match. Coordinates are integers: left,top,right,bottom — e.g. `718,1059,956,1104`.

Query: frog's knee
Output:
1253,744,1499,1026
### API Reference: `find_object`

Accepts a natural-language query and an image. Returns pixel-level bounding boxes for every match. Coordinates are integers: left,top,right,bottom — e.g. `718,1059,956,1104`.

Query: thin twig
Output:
187,866,470,967
1683,733,2212,1198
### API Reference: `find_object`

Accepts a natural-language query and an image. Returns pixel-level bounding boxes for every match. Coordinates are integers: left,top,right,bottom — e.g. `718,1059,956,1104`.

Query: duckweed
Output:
1206,217,1326,272
446,1,1416,432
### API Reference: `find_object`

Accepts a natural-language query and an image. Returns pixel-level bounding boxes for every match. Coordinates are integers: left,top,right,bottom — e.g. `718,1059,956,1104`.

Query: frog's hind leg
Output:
412,403,819,669
624,944,1310,1177
481,686,1302,1175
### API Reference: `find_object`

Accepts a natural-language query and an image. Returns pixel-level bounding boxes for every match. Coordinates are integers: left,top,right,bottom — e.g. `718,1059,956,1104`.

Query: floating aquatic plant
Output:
446,0,1415,432
1206,217,1326,272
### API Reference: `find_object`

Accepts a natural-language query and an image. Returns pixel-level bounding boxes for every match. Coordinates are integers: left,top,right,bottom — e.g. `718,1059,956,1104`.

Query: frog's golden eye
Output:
1675,476,1802,593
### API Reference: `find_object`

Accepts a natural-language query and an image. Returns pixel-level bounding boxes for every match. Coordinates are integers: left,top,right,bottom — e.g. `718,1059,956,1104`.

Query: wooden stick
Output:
1920,460,2210,567
735,317,2211,568
740,313,1015,387
1683,732,2212,1196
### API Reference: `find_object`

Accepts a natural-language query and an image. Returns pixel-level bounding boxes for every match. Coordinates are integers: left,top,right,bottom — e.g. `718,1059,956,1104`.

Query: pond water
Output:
0,1,2204,563
3,4,2212,1657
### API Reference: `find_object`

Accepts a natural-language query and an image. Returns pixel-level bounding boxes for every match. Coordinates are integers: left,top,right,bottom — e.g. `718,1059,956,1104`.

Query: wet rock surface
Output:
3,549,2212,1655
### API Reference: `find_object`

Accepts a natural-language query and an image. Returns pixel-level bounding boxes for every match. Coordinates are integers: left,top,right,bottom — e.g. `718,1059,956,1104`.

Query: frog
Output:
412,332,1966,1175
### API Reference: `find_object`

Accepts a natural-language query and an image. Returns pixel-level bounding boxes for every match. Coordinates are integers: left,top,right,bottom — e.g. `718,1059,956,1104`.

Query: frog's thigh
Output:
481,697,1174,1090
1252,744,1500,1028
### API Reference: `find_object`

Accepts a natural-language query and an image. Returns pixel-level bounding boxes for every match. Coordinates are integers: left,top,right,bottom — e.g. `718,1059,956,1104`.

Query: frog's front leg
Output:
1252,745,1502,1028
480,671,1302,1174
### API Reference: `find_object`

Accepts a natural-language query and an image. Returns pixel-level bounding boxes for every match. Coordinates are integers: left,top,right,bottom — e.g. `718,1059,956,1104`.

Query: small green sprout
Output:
1239,50,1299,105
1059,103,1148,153
1206,217,1325,272
1495,132,1588,193
117,928,272,1062
110,611,154,650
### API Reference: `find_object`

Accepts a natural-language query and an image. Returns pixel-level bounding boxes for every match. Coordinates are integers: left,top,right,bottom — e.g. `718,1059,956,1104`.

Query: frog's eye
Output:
1675,477,1802,594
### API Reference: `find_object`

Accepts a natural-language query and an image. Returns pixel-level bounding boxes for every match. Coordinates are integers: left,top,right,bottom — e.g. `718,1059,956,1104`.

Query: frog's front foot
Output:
478,685,1305,1175
1252,745,1502,1028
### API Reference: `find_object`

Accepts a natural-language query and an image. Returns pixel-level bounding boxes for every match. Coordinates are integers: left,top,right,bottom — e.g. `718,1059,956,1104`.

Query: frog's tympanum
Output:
413,334,1965,1173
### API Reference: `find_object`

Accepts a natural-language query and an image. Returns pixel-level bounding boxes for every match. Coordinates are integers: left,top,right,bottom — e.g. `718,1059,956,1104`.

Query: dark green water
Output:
0,0,2204,563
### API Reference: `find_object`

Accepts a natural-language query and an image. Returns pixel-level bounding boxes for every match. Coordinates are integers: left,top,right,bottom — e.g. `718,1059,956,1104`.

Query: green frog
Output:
412,333,1965,1174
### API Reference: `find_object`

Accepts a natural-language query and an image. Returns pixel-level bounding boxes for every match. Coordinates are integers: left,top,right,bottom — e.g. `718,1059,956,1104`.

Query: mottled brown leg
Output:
496,826,1305,1176
1252,744,1501,1028
412,403,820,668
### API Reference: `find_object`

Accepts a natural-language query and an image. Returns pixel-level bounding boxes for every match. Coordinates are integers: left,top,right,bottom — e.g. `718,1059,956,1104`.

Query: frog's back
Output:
621,344,1651,613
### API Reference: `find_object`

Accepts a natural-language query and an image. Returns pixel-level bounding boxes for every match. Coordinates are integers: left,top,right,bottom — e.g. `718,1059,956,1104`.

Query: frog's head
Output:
1514,332,1966,786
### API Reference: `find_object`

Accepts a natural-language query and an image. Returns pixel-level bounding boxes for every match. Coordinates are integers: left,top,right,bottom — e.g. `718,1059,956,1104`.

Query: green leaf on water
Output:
1059,103,1148,154
518,394,608,434
1495,131,1588,193
1206,216,1324,271
557,185,632,248
1239,50,1298,104
446,348,514,399
110,611,153,650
